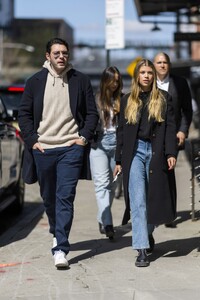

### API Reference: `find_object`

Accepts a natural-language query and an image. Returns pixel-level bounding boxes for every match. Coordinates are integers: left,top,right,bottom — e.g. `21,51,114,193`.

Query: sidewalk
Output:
0,146,200,299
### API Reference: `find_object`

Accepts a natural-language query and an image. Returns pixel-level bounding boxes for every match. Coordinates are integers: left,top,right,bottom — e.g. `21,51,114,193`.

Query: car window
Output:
0,93,22,115
0,86,24,119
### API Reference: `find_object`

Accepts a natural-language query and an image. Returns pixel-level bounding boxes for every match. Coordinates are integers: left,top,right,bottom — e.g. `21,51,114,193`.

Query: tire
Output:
11,168,25,215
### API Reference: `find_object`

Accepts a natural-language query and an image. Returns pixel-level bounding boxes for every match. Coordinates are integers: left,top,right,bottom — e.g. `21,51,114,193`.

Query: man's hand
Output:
167,157,176,170
32,142,44,153
66,138,86,147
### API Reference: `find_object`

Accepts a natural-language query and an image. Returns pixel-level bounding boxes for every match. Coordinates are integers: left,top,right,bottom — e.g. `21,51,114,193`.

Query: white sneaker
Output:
54,250,69,268
53,237,57,248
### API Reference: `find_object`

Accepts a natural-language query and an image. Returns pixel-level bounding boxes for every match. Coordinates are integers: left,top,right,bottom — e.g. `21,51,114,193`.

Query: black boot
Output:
146,234,155,254
98,223,105,234
105,225,115,239
165,222,176,228
135,249,150,267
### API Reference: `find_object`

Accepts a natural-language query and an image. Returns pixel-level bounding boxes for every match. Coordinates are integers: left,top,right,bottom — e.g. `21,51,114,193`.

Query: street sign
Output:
174,32,200,42
105,0,125,50
126,57,142,77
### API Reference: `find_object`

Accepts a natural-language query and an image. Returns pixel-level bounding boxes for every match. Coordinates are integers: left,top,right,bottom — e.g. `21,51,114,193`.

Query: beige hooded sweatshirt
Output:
38,60,79,149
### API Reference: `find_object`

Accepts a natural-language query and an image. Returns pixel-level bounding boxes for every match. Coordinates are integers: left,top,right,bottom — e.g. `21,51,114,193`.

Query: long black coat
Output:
18,68,99,184
168,74,192,137
115,91,177,225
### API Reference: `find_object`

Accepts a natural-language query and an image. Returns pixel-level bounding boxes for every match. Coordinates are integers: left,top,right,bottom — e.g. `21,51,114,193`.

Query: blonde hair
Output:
125,59,166,124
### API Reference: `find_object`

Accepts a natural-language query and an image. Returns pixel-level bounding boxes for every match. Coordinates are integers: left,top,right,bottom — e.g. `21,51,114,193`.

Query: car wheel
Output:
11,169,25,215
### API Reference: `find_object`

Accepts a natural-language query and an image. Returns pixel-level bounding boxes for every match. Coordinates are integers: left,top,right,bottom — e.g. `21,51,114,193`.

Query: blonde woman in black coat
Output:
114,59,177,267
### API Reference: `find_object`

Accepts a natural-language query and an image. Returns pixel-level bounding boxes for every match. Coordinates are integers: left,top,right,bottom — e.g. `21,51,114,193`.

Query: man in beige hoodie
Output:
18,37,98,269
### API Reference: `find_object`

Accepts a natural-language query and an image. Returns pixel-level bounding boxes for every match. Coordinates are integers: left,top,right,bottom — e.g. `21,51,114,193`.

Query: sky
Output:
14,0,176,44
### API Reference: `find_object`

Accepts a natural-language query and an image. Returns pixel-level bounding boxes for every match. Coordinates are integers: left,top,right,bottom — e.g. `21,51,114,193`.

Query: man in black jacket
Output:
18,37,98,268
153,52,193,227
154,52,193,149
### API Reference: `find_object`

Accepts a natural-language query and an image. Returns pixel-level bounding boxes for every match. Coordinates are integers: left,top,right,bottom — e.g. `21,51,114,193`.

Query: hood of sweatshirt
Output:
43,60,73,86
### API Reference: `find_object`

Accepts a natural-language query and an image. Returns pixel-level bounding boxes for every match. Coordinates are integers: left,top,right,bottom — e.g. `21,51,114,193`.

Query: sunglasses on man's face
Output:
52,51,69,59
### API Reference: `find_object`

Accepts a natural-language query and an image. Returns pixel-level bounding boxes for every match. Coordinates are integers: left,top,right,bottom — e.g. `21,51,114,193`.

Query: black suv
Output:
0,96,25,214
0,84,25,124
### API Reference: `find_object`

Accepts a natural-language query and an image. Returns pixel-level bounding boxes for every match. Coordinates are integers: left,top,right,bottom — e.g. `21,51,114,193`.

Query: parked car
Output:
0,84,25,129
0,96,25,214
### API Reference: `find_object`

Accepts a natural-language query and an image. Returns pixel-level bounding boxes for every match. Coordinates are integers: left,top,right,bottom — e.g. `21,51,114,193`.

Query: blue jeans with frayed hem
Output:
129,139,155,250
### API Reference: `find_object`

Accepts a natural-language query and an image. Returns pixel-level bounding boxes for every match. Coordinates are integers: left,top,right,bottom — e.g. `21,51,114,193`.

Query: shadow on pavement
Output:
150,236,200,262
69,214,200,265
174,210,200,226
69,223,132,264
0,202,44,247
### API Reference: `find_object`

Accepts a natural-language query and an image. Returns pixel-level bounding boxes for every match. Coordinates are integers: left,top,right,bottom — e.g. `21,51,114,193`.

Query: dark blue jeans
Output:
33,145,84,255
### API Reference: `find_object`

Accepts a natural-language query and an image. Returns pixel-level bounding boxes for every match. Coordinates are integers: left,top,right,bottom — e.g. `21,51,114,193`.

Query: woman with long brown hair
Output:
114,59,177,266
90,66,123,239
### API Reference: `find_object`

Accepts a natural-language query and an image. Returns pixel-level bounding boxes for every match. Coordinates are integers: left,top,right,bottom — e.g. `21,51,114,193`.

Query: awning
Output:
134,0,200,23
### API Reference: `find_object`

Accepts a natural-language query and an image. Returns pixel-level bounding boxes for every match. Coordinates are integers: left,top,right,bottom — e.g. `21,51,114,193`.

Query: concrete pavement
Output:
0,136,200,299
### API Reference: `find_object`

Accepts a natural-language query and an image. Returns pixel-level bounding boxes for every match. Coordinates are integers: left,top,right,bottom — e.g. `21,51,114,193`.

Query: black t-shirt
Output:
137,91,153,141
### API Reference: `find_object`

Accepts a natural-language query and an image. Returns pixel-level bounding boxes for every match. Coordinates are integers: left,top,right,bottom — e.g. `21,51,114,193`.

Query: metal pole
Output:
0,28,3,76
106,49,110,67
176,11,181,59
191,141,195,220
188,14,192,57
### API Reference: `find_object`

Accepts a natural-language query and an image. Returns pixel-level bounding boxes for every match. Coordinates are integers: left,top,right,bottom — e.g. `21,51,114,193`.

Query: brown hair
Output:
97,66,123,127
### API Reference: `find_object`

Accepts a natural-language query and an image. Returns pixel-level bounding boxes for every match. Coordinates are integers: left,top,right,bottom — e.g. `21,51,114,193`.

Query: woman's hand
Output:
113,165,122,177
167,157,176,170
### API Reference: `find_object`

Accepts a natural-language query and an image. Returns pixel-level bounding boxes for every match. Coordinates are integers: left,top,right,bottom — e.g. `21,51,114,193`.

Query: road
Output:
0,183,43,243
0,144,200,299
